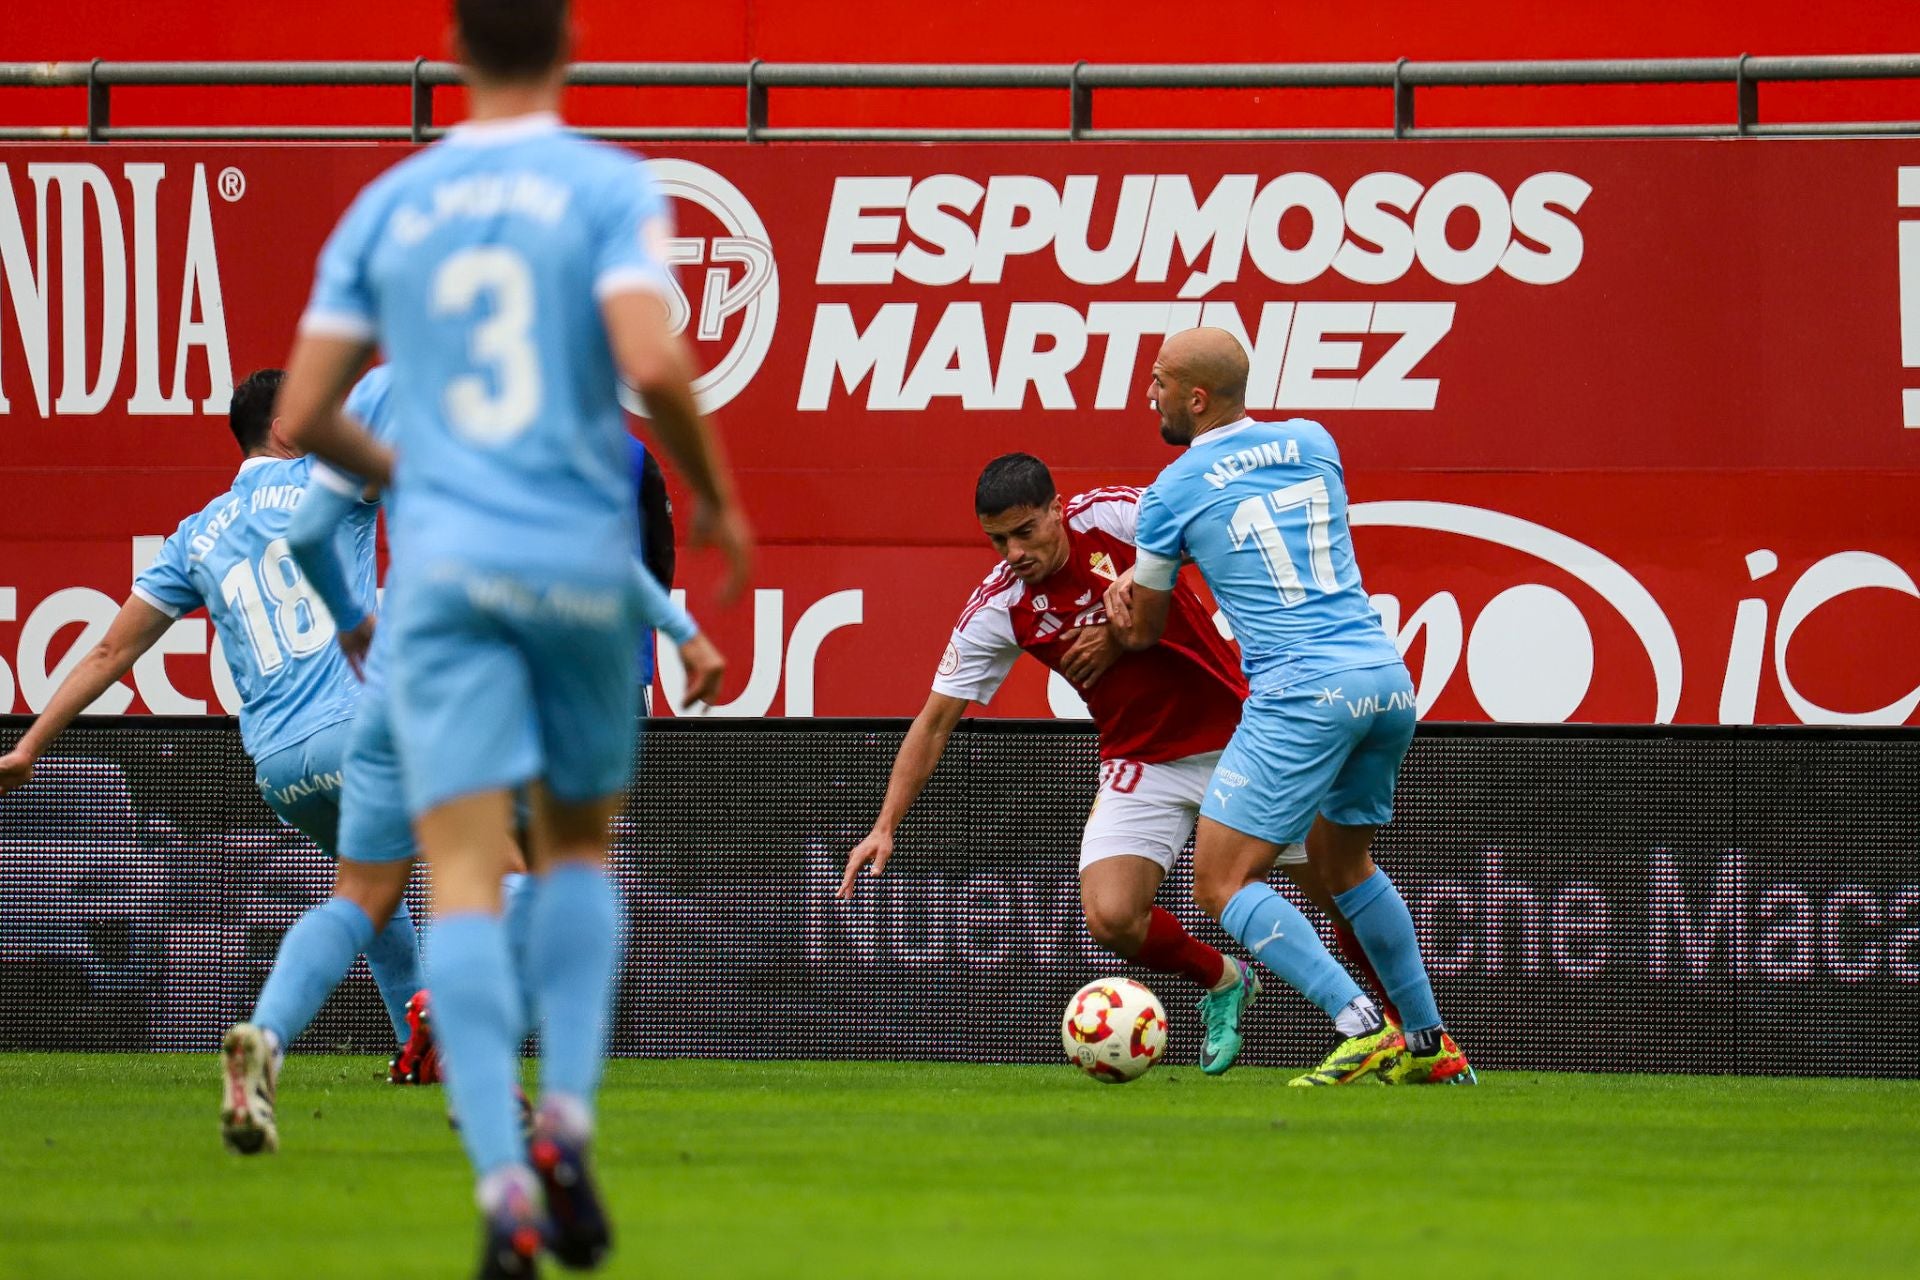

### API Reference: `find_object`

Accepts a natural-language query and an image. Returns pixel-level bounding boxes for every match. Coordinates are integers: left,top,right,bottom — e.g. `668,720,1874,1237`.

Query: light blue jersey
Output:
1134,416,1400,691
132,457,376,761
301,113,673,581
1136,416,1411,846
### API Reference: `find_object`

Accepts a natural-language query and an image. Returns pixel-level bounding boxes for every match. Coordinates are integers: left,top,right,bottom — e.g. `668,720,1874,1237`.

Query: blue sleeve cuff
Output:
631,559,697,645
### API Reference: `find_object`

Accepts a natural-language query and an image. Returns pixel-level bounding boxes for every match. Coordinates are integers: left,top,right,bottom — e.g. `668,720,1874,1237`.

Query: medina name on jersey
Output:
1134,417,1401,692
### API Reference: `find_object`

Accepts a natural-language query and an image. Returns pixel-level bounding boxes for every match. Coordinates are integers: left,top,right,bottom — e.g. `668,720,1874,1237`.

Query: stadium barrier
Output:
2,716,1914,1077
3,55,1919,141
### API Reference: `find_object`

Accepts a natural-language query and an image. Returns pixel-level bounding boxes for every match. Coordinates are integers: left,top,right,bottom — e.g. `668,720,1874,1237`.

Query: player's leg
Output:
1191,694,1398,1083
514,580,640,1271
1315,667,1473,1084
521,787,622,1274
1081,751,1262,1075
223,719,413,1153
1078,755,1231,988
388,571,548,1273
1281,852,1401,1026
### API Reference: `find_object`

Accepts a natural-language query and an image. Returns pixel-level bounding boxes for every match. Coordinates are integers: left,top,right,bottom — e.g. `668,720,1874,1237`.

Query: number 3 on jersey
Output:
1228,476,1339,607
220,538,334,675
433,246,542,445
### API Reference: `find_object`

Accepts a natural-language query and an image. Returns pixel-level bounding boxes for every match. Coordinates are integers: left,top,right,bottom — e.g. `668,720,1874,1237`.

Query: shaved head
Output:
1148,327,1251,445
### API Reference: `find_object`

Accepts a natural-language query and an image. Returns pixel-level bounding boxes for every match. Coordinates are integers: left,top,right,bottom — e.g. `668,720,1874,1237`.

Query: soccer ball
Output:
1061,978,1168,1083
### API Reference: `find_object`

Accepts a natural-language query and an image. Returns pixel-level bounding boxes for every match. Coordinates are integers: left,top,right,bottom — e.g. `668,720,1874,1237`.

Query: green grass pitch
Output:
1,1055,1915,1279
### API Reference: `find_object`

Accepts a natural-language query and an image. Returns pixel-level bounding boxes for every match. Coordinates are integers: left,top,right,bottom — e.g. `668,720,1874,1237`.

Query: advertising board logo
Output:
621,159,777,416
1352,501,1683,724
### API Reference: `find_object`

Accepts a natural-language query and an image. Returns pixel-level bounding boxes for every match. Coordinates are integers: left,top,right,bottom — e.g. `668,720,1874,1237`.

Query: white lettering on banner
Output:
803,169,1584,414
1353,501,1683,723
653,588,863,717
0,162,232,417
1899,167,1920,428
797,298,1454,412
817,169,1589,292
17,588,132,715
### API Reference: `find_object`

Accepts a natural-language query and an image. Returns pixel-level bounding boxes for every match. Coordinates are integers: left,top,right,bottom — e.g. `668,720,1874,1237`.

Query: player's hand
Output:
0,747,35,795
838,828,895,899
1103,567,1137,630
336,616,376,681
692,500,755,605
677,633,727,710
1058,623,1123,689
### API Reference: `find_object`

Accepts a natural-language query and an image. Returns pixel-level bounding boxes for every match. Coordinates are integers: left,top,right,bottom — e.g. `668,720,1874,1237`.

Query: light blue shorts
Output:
387,561,642,817
1200,663,1416,846
337,675,415,864
253,719,353,857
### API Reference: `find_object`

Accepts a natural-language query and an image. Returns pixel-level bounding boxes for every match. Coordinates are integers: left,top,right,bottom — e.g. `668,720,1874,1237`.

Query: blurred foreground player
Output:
220,368,720,1157
0,369,427,1056
272,0,751,1273
1109,326,1475,1086
840,454,1388,1074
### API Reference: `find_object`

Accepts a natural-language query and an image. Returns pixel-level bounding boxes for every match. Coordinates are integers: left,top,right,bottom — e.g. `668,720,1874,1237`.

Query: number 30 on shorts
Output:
1099,760,1144,794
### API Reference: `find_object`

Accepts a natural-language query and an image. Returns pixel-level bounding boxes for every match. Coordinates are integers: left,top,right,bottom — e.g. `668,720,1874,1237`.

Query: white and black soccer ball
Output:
1061,977,1168,1083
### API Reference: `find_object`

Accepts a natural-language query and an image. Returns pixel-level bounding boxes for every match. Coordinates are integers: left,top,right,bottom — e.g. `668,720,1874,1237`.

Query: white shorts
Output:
1080,750,1307,872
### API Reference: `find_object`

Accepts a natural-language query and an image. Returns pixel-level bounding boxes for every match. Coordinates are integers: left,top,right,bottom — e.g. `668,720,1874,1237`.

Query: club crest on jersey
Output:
1089,552,1118,582
1030,594,1049,611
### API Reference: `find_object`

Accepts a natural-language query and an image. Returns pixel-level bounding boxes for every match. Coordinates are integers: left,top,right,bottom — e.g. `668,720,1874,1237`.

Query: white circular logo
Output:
217,167,247,202
621,159,777,417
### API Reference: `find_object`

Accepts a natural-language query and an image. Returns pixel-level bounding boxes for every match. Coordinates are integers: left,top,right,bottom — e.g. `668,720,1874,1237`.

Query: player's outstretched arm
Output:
603,291,753,601
837,691,969,899
278,333,393,487
0,597,174,793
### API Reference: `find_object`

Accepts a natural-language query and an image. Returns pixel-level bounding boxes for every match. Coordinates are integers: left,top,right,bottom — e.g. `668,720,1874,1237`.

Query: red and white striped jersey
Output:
931,487,1248,764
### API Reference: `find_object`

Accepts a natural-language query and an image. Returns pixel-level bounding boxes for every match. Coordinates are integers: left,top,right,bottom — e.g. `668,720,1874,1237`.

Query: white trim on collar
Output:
444,112,565,146
1194,417,1256,447
237,456,280,474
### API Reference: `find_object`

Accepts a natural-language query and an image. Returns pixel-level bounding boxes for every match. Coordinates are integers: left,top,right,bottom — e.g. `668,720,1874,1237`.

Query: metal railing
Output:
1,55,1917,142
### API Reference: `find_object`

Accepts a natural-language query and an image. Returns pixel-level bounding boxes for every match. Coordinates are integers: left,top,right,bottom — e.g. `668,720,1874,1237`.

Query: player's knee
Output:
1191,866,1245,921
1083,902,1149,957
333,861,409,929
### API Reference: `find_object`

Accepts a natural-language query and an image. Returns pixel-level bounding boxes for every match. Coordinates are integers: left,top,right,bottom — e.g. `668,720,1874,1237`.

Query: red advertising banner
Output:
1,140,1917,725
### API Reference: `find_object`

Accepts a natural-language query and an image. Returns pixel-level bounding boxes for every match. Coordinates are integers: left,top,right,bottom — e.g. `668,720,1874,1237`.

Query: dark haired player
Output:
0,369,427,1060
841,454,1393,1074
271,0,751,1274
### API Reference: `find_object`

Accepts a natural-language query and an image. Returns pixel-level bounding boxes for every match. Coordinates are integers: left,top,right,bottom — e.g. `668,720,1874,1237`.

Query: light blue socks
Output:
524,864,620,1113
429,913,527,1176
361,900,423,1043
1219,883,1365,1020
250,896,374,1048
1334,869,1441,1033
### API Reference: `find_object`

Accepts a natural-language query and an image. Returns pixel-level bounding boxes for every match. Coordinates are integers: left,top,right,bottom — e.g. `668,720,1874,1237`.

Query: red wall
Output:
4,1,1917,133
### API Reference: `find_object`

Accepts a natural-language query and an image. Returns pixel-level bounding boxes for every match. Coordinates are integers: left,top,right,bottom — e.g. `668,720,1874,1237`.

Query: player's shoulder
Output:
955,562,1025,629
1063,486,1140,523
535,131,656,197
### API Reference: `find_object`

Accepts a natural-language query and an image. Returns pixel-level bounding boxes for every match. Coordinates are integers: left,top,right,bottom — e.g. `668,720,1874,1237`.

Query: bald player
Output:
1107,327,1475,1086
